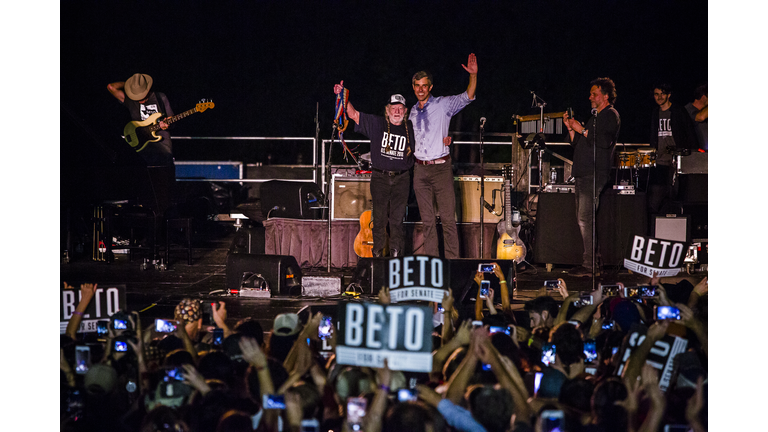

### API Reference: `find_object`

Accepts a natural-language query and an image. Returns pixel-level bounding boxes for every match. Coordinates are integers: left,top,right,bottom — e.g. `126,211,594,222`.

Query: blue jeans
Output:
574,174,609,268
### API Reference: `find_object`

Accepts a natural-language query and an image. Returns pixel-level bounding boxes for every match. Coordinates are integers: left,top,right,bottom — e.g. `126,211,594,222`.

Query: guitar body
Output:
495,165,527,263
496,221,526,262
354,210,374,258
123,113,164,152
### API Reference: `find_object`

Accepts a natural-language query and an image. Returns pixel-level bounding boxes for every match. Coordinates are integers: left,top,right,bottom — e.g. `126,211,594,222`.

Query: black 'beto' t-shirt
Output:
355,112,413,172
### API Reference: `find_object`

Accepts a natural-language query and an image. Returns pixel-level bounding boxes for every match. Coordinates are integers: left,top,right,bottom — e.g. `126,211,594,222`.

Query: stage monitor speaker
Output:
453,176,505,223
350,257,390,295
653,215,690,243
226,253,302,296
260,181,322,220
229,225,265,254
532,193,583,265
331,175,372,220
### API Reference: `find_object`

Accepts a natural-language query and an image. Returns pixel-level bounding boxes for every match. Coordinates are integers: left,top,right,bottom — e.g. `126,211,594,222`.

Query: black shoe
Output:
568,265,593,277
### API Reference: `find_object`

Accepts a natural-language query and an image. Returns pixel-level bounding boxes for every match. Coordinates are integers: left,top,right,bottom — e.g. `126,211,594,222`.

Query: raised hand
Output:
239,336,268,369
556,279,569,298
442,289,455,313
462,53,478,74
453,320,472,346
212,301,228,327
79,283,98,300
378,285,391,305
334,80,344,95
693,277,708,296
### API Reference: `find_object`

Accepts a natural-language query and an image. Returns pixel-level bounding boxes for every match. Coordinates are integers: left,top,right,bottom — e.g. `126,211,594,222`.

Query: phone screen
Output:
397,388,417,402
263,394,286,409
478,263,496,273
583,340,597,363
541,343,556,366
541,410,565,432
114,340,127,352
480,280,490,298
601,285,623,296
346,397,367,428
533,371,543,396
318,316,333,340
75,346,91,374
212,328,224,346
113,319,127,330
544,280,560,289
155,318,177,333
656,306,681,321
96,321,109,336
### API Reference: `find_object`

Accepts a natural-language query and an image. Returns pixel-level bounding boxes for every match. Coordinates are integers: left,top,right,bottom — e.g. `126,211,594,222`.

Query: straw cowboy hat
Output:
125,73,153,101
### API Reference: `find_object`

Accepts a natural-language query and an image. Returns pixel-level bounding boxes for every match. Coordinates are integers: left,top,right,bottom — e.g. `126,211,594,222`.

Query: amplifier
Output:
453,176,505,223
679,152,708,174
331,174,372,220
543,184,575,193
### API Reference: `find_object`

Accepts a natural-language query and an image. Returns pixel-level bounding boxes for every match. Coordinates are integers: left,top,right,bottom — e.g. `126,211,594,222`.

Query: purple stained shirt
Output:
409,92,474,161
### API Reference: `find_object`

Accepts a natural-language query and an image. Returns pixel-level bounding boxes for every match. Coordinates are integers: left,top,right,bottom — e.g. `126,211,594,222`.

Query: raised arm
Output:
333,80,360,124
622,320,669,385
444,327,482,405
695,105,708,123
492,263,511,314
461,53,478,100
107,81,126,103
65,282,97,340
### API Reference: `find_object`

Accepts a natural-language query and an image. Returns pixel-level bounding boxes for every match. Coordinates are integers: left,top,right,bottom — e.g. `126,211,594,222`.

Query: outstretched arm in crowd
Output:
623,320,669,385
363,359,392,432
65,282,97,340
240,336,278,431
570,285,608,324
283,312,322,373
433,319,471,375
492,263,512,314
474,271,484,320
474,329,533,426
678,303,708,357
686,376,707,432
174,317,199,364
441,289,458,343
445,327,482,405
211,301,234,339
126,312,148,394
553,292,580,327
637,364,666,432
485,287,498,316
687,277,708,309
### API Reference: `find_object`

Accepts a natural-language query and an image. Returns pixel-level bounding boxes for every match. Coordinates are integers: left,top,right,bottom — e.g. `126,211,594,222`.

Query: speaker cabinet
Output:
260,181,323,220
653,215,690,243
350,257,389,295
331,175,372,220
453,176,505,223
225,254,303,296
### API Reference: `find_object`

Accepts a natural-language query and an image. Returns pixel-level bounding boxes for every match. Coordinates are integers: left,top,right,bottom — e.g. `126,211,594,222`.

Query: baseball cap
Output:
84,364,118,395
388,94,406,106
273,313,300,336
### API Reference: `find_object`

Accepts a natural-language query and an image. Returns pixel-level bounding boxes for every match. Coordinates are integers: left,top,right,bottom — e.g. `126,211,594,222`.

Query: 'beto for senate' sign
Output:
335,302,433,372
388,256,450,303
623,235,688,278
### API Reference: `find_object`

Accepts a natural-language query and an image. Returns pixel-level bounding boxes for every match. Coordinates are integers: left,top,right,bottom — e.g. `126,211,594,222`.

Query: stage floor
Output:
60,228,707,334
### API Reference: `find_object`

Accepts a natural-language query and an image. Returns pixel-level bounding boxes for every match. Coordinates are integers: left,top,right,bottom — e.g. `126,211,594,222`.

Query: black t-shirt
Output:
570,106,621,178
122,92,174,159
355,112,414,172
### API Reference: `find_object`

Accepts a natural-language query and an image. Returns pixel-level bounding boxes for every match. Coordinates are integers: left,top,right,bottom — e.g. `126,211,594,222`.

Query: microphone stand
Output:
479,118,486,258
591,109,598,290
326,124,337,273
530,91,547,190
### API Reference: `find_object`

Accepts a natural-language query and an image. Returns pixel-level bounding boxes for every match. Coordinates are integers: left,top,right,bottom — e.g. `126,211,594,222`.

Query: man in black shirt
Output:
562,77,621,277
334,81,414,257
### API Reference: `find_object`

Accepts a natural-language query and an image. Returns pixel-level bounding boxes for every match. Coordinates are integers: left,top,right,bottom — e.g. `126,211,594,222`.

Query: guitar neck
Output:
149,107,198,131
504,179,512,230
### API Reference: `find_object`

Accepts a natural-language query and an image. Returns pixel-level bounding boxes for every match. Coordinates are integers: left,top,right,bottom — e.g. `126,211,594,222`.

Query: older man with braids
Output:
334,81,414,257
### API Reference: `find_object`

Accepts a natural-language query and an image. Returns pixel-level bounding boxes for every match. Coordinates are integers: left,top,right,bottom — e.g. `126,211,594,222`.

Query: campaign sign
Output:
335,302,433,372
615,324,688,391
388,256,450,303
623,235,688,278
60,283,127,334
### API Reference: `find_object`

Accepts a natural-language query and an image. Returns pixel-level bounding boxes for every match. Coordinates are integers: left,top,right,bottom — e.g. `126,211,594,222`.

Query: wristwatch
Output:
581,129,588,136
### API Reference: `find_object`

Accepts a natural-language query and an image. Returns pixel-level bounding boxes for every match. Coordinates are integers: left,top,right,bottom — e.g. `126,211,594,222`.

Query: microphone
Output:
480,117,486,128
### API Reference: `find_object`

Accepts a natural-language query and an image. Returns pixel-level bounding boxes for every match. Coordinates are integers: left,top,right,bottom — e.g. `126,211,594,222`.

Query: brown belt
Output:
415,155,450,165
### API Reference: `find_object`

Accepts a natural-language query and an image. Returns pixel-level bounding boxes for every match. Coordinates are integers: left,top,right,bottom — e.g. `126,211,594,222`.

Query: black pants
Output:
370,170,411,255
574,173,609,268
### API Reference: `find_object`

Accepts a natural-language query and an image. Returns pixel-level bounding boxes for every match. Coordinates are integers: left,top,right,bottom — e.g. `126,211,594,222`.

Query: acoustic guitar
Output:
353,210,374,258
123,100,214,152
496,165,526,263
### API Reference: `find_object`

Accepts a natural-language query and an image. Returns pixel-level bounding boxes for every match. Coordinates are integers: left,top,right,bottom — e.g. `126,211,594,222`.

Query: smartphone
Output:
638,285,657,297
567,107,574,119
471,320,483,328
346,397,367,430
541,343,556,366
263,394,286,409
583,339,597,363
437,303,444,313
612,346,619,356
601,284,624,297
202,302,214,326
397,388,418,402
482,363,492,371
96,320,109,337
155,318,177,333
602,321,615,330
541,409,565,432
574,293,593,307
114,340,128,352
544,280,561,289
212,328,224,346
480,280,490,299
75,345,91,374
318,316,333,340
533,371,544,396
655,305,681,321
489,326,511,335
301,419,320,432
478,263,496,273
112,319,127,330
165,366,185,381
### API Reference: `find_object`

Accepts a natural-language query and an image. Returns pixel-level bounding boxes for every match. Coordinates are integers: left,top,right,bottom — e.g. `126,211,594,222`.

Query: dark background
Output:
60,0,707,165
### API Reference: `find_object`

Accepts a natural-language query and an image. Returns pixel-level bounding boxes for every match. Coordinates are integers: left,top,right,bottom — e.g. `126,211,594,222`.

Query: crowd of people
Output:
60,265,708,432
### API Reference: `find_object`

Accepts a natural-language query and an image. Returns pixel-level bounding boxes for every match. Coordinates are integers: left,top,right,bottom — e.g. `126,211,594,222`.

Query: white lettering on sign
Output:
403,256,415,286
386,307,403,349
404,308,424,351
669,243,684,267
631,236,645,261
366,305,384,349
644,239,658,265
346,303,365,346
416,256,430,286
431,258,443,287
389,259,401,288
106,287,119,316
63,291,76,319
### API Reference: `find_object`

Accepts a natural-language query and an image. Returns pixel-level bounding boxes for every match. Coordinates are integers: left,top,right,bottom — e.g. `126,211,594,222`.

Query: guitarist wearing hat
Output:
108,73,175,167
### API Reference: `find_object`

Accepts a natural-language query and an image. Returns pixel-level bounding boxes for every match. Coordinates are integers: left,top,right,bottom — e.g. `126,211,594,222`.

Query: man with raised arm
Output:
409,53,477,259
334,82,414,257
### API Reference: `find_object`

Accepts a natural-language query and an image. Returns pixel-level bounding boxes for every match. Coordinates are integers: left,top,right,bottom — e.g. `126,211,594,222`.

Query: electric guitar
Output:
123,100,214,152
496,165,527,263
